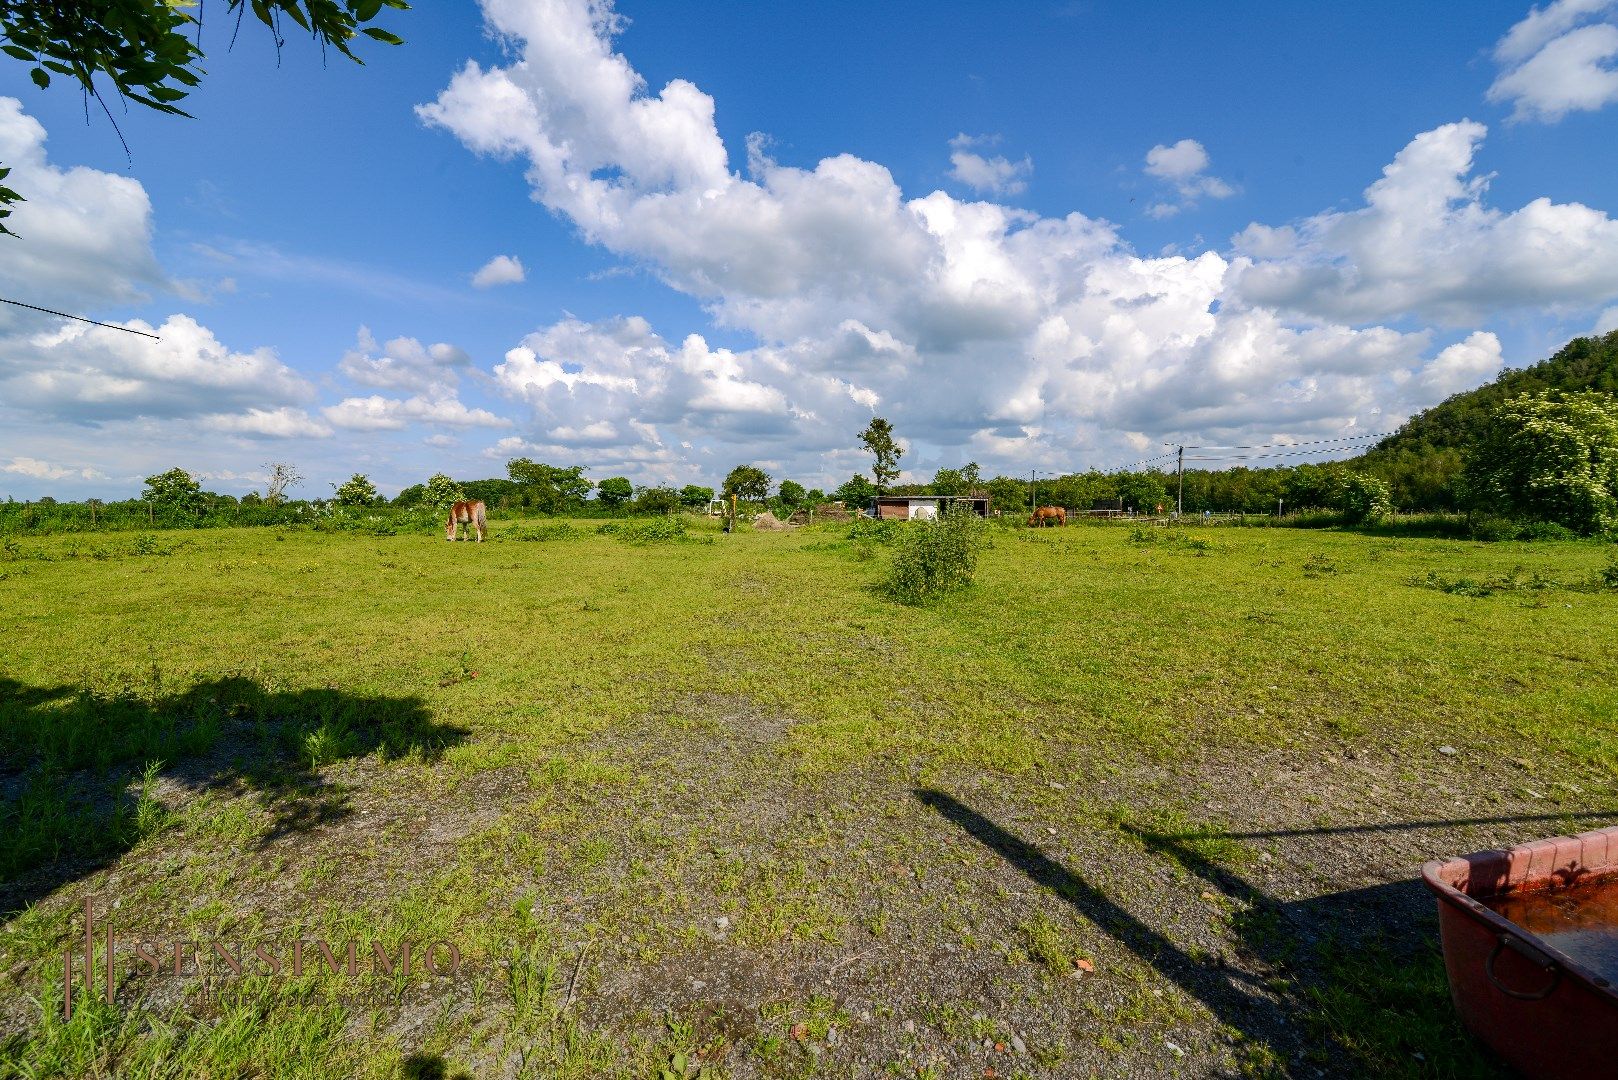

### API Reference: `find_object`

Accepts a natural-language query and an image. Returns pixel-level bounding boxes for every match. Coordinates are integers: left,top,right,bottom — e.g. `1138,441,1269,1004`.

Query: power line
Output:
1185,445,1386,463
0,296,161,340
1112,450,1178,473
1181,432,1389,452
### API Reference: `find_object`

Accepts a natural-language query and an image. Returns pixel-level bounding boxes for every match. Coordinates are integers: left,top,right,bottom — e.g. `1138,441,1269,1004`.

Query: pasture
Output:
1,518,1615,1078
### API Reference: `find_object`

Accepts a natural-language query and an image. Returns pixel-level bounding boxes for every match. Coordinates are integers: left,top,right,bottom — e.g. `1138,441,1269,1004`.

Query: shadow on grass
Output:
0,675,466,918
917,788,1514,1078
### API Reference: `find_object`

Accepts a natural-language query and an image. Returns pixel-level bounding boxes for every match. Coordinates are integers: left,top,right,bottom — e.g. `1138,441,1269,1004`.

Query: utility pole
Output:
1176,445,1184,518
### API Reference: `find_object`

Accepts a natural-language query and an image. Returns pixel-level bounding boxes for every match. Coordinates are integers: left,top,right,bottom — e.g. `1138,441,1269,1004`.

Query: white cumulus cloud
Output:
1488,0,1618,121
947,134,1032,196
1143,138,1235,218
1230,121,1618,324
409,0,1618,485
472,254,527,287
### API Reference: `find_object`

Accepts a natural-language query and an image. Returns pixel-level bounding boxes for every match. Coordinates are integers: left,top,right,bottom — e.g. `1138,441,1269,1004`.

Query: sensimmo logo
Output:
61,899,462,1018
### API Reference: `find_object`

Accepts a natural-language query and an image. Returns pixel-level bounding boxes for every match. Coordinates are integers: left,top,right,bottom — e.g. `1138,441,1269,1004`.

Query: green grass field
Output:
1,518,1615,1078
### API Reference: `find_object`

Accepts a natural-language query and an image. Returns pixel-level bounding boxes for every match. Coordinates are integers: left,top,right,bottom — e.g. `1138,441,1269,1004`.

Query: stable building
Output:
868,495,991,520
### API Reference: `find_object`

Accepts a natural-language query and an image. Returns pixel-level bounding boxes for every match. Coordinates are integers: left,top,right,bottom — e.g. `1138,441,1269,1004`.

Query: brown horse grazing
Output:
1027,506,1067,527
446,500,487,542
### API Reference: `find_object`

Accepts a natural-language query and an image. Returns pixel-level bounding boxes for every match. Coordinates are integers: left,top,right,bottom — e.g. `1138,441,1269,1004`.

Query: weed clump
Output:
596,516,701,545
884,509,985,604
506,523,582,543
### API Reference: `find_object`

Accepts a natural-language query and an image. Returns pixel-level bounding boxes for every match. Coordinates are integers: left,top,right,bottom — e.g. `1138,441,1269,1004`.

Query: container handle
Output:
1485,934,1561,1001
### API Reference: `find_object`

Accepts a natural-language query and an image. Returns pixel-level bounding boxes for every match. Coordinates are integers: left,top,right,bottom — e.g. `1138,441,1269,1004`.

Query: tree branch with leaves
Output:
0,0,409,237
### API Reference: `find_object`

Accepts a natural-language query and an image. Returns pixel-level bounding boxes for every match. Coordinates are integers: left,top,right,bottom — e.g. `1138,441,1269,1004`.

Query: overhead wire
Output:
0,296,161,340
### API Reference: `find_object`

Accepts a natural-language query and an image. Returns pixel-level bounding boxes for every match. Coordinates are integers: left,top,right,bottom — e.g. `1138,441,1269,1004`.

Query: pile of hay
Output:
753,511,789,530
809,503,852,522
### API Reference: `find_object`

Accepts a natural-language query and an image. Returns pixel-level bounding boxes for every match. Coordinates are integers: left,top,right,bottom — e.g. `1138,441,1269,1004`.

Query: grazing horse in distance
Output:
1027,506,1067,528
446,500,487,542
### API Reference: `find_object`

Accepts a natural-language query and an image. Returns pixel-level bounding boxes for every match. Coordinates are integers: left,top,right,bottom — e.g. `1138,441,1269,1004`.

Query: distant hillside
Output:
1358,330,1618,509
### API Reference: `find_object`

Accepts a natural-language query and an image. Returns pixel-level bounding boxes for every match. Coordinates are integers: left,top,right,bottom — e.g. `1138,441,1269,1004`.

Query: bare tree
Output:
264,463,304,505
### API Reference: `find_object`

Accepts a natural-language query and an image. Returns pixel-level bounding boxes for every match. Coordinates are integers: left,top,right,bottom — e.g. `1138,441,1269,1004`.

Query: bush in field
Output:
1334,473,1393,524
506,523,581,542
884,508,985,604
680,484,715,509
142,468,205,518
848,517,898,543
331,473,381,507
597,516,693,544
1464,390,1618,535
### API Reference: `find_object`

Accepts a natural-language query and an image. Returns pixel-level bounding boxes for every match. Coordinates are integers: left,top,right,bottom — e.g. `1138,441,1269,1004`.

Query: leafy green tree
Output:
332,474,381,507
633,486,682,515
1115,472,1168,514
835,474,876,508
506,458,591,513
595,476,633,507
777,479,807,508
679,484,715,509
1332,473,1393,524
1464,390,1618,534
423,473,464,510
934,462,983,496
858,417,904,492
0,0,409,237
723,465,771,503
141,467,203,517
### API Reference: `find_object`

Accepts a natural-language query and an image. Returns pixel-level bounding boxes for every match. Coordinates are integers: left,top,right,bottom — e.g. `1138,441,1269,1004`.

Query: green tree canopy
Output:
834,474,876,508
0,0,409,237
777,479,807,508
332,474,381,507
1464,390,1618,534
423,473,464,510
858,417,903,492
679,484,715,509
595,476,633,507
633,486,682,514
141,467,203,516
723,465,771,503
506,458,592,513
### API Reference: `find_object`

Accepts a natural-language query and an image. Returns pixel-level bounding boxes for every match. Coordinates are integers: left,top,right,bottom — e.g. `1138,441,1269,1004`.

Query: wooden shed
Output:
869,495,990,520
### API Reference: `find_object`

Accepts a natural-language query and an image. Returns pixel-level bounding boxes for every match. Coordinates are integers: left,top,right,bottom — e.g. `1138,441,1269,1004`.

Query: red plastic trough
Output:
1422,826,1618,1079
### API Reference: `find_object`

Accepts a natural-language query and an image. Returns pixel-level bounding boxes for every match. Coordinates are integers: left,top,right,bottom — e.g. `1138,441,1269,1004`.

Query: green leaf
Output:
360,27,403,44
29,68,49,89
2,45,36,62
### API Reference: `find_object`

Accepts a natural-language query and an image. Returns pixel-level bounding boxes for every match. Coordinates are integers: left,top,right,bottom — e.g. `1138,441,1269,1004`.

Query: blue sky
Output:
3,0,1617,499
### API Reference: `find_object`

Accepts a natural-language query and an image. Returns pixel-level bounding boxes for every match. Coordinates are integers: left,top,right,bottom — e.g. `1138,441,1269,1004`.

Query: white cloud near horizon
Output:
1488,0,1618,121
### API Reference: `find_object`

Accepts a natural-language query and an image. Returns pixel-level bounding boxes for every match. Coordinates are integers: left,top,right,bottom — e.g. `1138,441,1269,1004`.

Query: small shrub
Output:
884,509,985,604
848,517,898,544
597,516,695,545
1513,520,1579,542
